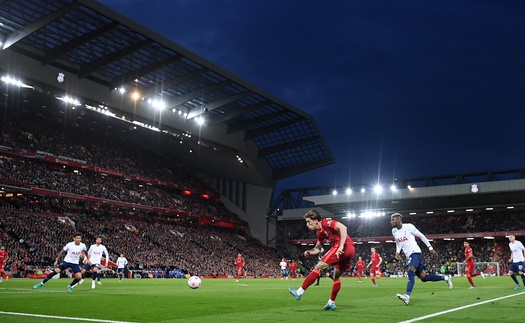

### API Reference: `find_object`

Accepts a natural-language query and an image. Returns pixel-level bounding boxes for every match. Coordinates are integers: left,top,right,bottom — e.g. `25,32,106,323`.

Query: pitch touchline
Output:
0,311,140,323
399,292,525,323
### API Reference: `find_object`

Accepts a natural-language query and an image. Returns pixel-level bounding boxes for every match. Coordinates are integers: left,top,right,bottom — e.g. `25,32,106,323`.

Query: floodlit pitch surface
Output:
0,276,523,322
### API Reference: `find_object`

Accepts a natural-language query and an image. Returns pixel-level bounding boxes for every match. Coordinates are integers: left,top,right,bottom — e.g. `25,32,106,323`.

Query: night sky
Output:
100,0,525,192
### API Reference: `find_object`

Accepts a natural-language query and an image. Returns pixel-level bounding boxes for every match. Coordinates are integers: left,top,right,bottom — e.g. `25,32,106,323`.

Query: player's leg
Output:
289,261,328,300
466,264,475,287
406,266,417,295
92,267,98,289
509,265,520,289
80,267,86,283
371,271,377,286
518,269,525,287
69,270,82,292
35,265,63,288
324,268,343,311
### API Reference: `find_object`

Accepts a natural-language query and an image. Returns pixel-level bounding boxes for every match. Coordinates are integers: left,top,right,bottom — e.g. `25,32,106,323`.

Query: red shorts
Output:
466,262,475,274
371,266,380,275
321,242,355,272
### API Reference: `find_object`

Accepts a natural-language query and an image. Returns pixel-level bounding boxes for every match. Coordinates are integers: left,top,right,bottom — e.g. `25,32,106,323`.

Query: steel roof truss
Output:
2,1,80,50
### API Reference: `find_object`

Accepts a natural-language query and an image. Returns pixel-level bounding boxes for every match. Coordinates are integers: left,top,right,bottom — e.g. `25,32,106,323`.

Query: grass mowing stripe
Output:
399,291,525,323
0,311,139,323
0,277,521,322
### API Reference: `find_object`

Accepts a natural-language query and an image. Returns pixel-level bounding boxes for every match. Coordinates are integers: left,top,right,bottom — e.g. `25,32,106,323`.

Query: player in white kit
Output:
33,233,87,292
507,234,525,290
391,213,453,305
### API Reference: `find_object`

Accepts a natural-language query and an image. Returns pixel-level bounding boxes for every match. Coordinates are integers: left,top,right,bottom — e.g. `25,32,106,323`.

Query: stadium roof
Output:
0,0,334,187
275,169,525,219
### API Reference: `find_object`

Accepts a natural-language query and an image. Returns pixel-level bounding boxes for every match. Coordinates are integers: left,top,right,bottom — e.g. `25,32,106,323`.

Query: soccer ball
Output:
187,276,201,289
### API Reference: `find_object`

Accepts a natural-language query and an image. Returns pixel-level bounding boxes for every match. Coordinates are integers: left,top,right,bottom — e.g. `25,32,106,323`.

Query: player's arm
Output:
304,242,323,257
334,221,347,255
377,255,383,267
54,249,66,266
394,240,401,260
104,247,109,266
411,227,438,257
464,251,472,263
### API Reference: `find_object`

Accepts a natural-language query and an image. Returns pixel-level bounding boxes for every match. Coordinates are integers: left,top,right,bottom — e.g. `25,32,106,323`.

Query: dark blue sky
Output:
100,0,525,191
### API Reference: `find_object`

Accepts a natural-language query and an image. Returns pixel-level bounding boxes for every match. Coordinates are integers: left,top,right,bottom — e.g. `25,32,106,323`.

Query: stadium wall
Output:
218,183,273,245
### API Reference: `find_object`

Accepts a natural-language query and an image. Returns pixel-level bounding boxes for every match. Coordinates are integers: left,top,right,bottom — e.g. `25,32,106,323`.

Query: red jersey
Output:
235,257,244,269
356,259,366,273
290,261,297,272
317,218,354,247
371,252,381,267
464,246,474,264
0,250,8,265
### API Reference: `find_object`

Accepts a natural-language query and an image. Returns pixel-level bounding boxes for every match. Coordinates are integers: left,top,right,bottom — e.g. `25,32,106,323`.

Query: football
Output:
187,276,201,289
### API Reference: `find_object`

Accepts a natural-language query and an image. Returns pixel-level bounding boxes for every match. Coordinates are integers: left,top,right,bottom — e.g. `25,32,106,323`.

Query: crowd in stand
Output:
289,211,523,277
0,102,280,277
0,205,281,278
0,102,521,281
0,155,235,219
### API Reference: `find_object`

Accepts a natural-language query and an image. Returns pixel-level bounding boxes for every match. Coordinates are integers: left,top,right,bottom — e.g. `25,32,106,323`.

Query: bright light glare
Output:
373,185,382,194
131,92,140,100
119,87,126,94
57,96,81,106
345,188,352,195
1,75,33,88
360,187,366,193
390,184,397,192
332,190,337,196
359,211,385,218
195,116,205,125
151,99,165,110
345,212,356,218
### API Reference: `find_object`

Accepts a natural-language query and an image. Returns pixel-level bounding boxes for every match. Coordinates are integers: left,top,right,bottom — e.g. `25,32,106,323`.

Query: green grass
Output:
0,276,524,322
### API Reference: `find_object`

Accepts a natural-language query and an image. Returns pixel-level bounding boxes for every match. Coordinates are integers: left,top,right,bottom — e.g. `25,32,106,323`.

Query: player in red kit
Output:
355,256,366,282
289,260,298,279
289,209,355,311
366,247,382,287
0,246,8,282
235,253,245,283
463,241,485,288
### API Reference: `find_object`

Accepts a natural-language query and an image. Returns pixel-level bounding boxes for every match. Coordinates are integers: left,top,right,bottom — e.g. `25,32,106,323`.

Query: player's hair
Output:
304,209,322,221
74,233,82,237
391,212,402,219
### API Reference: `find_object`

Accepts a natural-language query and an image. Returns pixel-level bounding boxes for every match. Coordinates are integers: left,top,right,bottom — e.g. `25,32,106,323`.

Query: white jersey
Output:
392,223,432,259
88,244,108,265
63,242,87,264
280,261,288,270
509,240,525,263
117,257,128,269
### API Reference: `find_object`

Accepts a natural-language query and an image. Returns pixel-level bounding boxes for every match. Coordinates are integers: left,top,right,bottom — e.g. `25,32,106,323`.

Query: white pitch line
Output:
399,291,525,323
0,311,140,323
0,288,66,293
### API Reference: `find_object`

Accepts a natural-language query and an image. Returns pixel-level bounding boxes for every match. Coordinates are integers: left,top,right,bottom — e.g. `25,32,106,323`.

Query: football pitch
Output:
0,276,523,322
